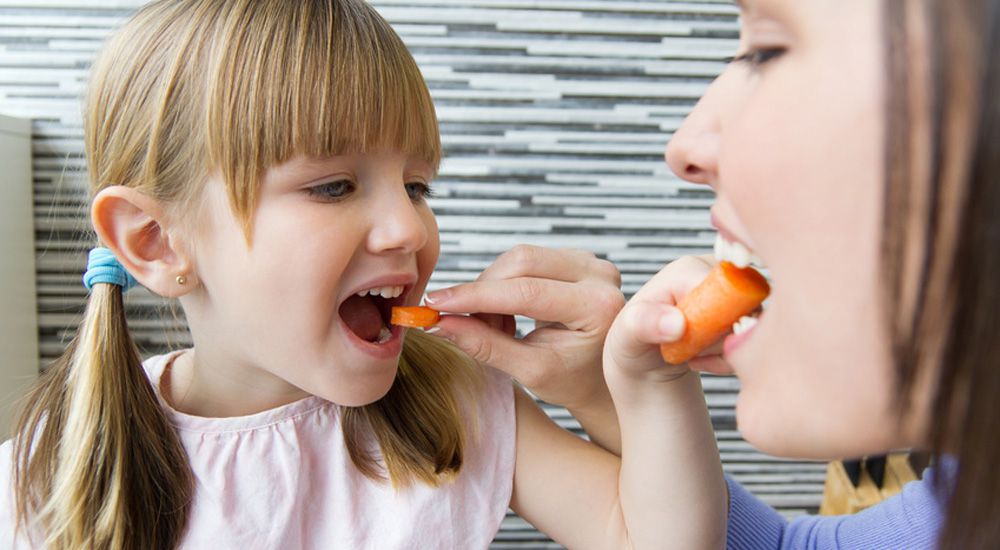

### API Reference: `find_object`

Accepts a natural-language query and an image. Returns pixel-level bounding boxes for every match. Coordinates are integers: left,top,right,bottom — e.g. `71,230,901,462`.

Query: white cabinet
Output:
0,115,38,441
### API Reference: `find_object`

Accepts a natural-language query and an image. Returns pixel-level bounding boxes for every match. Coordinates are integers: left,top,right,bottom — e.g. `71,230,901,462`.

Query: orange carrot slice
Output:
390,306,441,328
660,261,770,364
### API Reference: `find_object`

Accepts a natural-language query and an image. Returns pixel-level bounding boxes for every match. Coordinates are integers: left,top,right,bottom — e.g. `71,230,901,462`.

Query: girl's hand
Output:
604,255,733,383
598,254,730,550
424,245,625,412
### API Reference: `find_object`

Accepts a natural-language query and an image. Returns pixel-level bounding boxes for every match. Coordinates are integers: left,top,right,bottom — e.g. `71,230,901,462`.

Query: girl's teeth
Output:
375,326,392,344
356,286,404,298
731,315,759,336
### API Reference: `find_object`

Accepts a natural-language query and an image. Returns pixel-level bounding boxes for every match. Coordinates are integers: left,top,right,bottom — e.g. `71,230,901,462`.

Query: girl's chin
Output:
314,365,399,407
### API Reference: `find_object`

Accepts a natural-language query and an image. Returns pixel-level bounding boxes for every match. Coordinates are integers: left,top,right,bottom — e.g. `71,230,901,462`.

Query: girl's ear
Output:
91,186,196,297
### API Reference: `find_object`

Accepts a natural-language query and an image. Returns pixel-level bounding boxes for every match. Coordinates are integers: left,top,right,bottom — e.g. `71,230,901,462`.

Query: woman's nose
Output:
665,120,720,186
366,190,430,255
665,76,727,188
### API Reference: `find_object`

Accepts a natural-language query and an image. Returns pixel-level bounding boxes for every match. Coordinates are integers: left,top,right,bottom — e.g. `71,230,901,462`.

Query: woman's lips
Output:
723,312,761,358
710,211,742,245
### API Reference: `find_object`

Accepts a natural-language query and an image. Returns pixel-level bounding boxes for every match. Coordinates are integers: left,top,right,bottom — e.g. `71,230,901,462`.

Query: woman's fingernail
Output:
424,289,451,305
658,309,686,339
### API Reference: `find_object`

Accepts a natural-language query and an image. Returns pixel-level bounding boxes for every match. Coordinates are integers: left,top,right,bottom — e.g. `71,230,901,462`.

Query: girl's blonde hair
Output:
13,1,479,548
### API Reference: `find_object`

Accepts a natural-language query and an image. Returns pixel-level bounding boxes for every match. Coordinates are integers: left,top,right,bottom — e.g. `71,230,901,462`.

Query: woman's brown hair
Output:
12,1,480,548
883,0,999,548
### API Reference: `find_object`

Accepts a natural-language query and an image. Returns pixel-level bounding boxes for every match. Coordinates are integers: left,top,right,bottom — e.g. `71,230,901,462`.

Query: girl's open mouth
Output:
338,284,409,346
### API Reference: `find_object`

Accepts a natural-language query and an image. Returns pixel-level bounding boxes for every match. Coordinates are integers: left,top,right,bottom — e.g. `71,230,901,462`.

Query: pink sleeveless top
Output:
0,351,516,549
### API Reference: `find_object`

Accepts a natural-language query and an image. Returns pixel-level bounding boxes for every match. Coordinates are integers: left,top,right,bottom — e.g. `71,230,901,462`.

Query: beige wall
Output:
0,114,38,441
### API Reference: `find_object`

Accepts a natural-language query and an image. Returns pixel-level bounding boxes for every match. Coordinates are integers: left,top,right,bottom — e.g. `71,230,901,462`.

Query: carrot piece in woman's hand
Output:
660,261,770,364
390,306,441,328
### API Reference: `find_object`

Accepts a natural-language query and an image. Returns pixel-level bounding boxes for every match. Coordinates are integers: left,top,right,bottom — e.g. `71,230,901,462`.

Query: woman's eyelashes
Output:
730,47,786,68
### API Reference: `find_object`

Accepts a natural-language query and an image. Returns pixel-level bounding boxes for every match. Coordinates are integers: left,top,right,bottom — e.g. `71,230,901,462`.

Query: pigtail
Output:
342,330,483,488
12,281,192,549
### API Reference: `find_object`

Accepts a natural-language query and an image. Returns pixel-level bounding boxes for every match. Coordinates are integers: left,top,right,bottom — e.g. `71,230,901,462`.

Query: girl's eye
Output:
405,181,435,201
306,180,355,201
729,47,786,68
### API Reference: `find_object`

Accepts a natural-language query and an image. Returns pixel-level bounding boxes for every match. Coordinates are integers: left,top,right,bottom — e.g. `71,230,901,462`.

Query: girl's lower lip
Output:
340,320,405,359
723,317,759,358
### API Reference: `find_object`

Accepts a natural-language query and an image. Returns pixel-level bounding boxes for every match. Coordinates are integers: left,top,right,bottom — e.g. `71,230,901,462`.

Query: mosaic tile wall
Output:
0,1,824,547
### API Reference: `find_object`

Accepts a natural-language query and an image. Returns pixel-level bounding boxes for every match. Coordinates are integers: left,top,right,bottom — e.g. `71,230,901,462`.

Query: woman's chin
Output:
736,395,906,460
735,391,832,459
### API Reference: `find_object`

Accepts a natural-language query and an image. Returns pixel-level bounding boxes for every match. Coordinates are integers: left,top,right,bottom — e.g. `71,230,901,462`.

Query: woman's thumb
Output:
426,314,533,379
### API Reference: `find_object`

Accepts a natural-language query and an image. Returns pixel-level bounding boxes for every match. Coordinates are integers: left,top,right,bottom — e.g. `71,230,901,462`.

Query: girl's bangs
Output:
205,0,440,229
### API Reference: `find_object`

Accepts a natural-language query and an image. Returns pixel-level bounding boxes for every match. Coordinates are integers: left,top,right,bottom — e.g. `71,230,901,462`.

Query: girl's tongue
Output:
339,294,386,342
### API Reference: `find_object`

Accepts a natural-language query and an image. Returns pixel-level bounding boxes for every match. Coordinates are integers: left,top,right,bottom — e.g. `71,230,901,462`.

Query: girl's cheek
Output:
416,218,441,285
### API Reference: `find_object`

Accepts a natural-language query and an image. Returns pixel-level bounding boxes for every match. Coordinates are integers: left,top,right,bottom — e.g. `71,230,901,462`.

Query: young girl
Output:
602,0,998,548
0,0,725,548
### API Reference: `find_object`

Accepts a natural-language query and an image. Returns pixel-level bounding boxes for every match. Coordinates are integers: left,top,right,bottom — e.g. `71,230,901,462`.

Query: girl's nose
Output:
664,74,728,188
366,190,430,255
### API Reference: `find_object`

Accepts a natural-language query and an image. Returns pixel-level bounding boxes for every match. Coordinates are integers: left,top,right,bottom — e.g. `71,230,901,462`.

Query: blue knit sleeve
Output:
725,462,950,550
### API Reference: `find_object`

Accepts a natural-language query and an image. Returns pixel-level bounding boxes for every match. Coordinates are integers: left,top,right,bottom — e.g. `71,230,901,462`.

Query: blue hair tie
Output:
83,247,138,292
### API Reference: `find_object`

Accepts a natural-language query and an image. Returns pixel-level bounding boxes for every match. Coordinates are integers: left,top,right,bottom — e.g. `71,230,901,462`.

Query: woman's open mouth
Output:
714,234,769,356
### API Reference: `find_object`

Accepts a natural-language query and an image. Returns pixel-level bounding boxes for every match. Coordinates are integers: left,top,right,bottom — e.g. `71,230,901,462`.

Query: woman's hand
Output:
424,245,625,451
604,254,732,382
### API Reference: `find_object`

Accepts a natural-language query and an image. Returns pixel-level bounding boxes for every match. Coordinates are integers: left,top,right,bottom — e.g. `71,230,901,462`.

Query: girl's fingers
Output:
689,355,734,376
605,300,687,366
629,255,715,305
604,255,730,376
688,340,735,375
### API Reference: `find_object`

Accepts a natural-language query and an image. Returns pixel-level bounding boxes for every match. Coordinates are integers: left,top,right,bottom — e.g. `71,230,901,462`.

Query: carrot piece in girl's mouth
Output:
390,306,441,328
660,261,771,364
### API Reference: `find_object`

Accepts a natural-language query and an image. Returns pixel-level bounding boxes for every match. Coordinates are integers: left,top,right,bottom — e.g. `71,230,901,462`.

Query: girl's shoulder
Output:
0,439,11,544
140,350,333,435
1,437,11,496
477,365,517,426
467,364,517,462
0,438,31,548
168,363,517,548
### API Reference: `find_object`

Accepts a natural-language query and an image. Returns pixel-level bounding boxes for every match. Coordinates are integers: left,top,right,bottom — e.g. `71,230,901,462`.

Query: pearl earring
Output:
176,275,187,286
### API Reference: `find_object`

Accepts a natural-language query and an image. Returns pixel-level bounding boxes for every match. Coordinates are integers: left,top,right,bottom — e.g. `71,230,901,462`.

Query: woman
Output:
601,0,998,548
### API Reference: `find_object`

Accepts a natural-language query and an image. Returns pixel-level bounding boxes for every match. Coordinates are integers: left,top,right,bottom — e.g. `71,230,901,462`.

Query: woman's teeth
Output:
357,285,404,299
713,234,765,269
732,314,759,335
376,326,392,344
